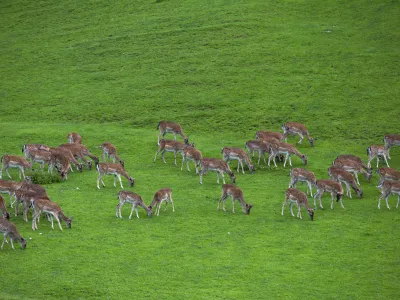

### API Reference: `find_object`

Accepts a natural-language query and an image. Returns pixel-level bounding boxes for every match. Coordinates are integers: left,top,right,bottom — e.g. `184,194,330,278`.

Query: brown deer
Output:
0,218,27,250
157,121,188,144
367,145,390,168
154,139,194,166
27,149,55,173
377,181,400,209
332,157,372,185
0,195,10,219
0,179,27,205
199,158,236,184
13,189,50,222
46,147,83,172
282,188,314,220
222,147,254,174
67,132,82,144
333,155,370,173
288,168,317,197
376,168,400,185
282,122,314,147
148,188,174,216
383,134,400,159
245,140,272,165
314,180,344,209
116,191,152,219
32,199,72,231
217,184,253,214
328,166,363,199
96,163,134,189
268,142,307,168
1,155,32,179
58,143,99,170
100,142,124,167
22,144,50,160
255,131,285,142
181,146,202,174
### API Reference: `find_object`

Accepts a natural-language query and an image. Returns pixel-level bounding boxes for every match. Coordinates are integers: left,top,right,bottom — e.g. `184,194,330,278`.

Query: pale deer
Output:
255,131,285,142
22,144,50,160
96,163,134,189
328,166,363,199
376,167,400,185
282,188,314,220
222,147,254,174
367,145,390,168
32,199,72,231
154,139,194,166
288,168,317,197
282,122,314,147
314,180,344,209
199,158,236,185
67,132,82,144
383,134,400,159
0,196,10,220
116,191,152,219
58,143,99,170
268,142,307,168
157,121,188,144
217,184,253,214
377,181,400,209
148,188,174,216
0,218,27,250
245,140,272,165
0,155,32,180
100,142,124,167
181,146,202,174
332,158,372,185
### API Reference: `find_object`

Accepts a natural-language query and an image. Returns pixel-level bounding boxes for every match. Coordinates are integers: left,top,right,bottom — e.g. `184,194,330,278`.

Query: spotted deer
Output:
51,152,71,180
332,157,372,185
148,188,174,216
58,143,99,170
222,147,254,174
199,158,236,185
32,199,72,231
245,140,272,165
0,218,27,250
376,168,400,185
288,168,317,197
100,142,124,167
367,145,390,168
157,121,188,144
282,188,314,220
116,191,152,219
96,163,134,189
328,166,363,199
268,142,307,168
154,139,194,166
255,131,285,142
0,155,32,179
217,184,253,214
333,155,370,173
27,149,55,173
67,132,82,144
0,196,10,219
282,122,314,147
46,147,83,172
377,180,400,209
383,134,400,159
13,189,50,222
22,144,50,160
314,180,344,209
0,179,27,205
181,146,202,174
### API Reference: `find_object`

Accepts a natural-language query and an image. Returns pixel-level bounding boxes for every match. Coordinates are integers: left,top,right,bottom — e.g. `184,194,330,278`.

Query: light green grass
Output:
1,0,399,299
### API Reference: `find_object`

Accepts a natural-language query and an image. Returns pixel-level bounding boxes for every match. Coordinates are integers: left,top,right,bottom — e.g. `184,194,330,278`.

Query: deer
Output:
12,189,50,222
328,166,363,199
245,140,272,165
58,143,99,170
199,158,236,185
27,149,55,173
268,142,307,168
22,143,50,160
50,152,71,180
217,184,253,214
332,157,372,185
314,180,344,210
0,218,27,250
0,196,10,219
67,132,82,144
376,168,400,185
222,147,254,174
288,168,317,197
157,121,188,145
383,134,400,159
116,191,152,219
148,188,174,216
282,188,314,220
255,131,285,142
333,155,370,173
0,155,32,180
45,147,83,172
154,139,194,166
377,181,400,209
367,145,390,168
32,198,72,231
96,163,134,189
0,179,27,205
181,146,202,174
100,142,124,167
282,122,314,147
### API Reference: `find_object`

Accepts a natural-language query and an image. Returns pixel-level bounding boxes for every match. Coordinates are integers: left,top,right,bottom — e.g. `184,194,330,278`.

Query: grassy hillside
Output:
0,0,399,299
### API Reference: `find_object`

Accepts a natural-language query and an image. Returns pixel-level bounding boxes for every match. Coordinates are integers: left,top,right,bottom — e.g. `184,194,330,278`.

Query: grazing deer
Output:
268,142,307,168
157,121,188,144
96,163,134,189
0,179,26,205
0,155,32,179
376,168,400,185
332,157,372,185
181,146,202,174
0,196,10,219
288,168,317,197
67,132,82,144
383,134,400,159
27,149,55,173
245,140,272,165
22,144,50,160
58,143,99,170
50,152,71,180
222,147,254,174
46,147,83,172
314,180,344,209
282,122,314,147
377,181,400,209
328,166,363,199
0,218,27,250
367,145,390,168
282,188,314,220
255,131,285,142
116,191,152,219
148,188,174,216
154,139,194,166
13,189,50,222
217,184,253,214
333,155,370,172
199,158,236,184
100,142,124,167
32,199,72,231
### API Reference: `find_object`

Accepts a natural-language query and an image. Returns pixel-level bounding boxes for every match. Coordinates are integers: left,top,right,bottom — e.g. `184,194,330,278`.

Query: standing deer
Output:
376,168,400,185
116,191,152,219
222,147,254,174
27,149,55,173
282,188,314,220
13,189,50,222
377,181,400,209
245,140,272,165
0,179,27,205
46,147,83,172
181,146,202,174
58,143,99,170
328,166,363,198
268,142,307,168
332,157,372,185
199,158,236,185
157,121,188,144
22,144,50,160
288,168,317,196
32,199,72,231
333,155,370,173
154,139,194,166
0,155,32,179
96,163,134,189
67,132,82,144
255,131,285,142
100,142,124,167
0,195,10,219
282,122,314,147
367,145,390,168
148,188,174,216
314,180,344,209
217,184,253,214
0,218,27,250
383,134,400,159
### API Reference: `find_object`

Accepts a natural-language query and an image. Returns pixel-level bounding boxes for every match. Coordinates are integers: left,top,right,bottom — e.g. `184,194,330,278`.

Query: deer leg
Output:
55,215,63,231
129,204,136,219
161,150,167,164
199,170,203,184
5,167,12,179
339,196,345,209
221,171,226,184
1,234,7,249
307,182,313,197
385,194,391,210
396,194,399,209
297,203,302,219
180,156,185,171
169,195,175,212
240,160,245,174
330,192,335,209
289,201,295,216
231,197,235,214
153,149,161,163
218,193,228,211
378,192,385,209
297,134,304,144
283,154,289,168
383,154,390,168
156,203,161,216
117,175,124,189
353,173,360,185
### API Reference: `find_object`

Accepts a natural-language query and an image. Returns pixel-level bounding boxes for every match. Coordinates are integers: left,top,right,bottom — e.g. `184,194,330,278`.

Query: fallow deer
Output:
377,180,400,209
0,155,32,180
58,143,99,170
0,179,26,205
255,131,285,142
282,188,314,220
47,147,83,172
244,140,272,165
96,163,134,189
268,142,307,168
282,122,314,147
0,196,10,219
199,158,236,185
288,168,317,196
0,218,27,250
333,155,370,173
328,166,363,199
51,152,71,180
367,145,390,168
383,134,400,159
67,132,82,144
13,189,50,222
217,184,253,214
27,149,55,173
376,168,400,185
100,142,124,167
116,191,152,219
314,180,344,209
181,146,202,174
148,188,174,216
154,139,194,166
332,157,372,185
157,121,188,144
222,147,254,174
32,198,72,231
22,144,50,160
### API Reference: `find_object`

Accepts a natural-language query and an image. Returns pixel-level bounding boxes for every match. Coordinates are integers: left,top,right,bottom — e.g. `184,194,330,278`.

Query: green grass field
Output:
1,0,399,299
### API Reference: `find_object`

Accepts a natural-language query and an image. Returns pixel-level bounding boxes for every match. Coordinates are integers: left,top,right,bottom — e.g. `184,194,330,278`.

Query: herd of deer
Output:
0,121,399,250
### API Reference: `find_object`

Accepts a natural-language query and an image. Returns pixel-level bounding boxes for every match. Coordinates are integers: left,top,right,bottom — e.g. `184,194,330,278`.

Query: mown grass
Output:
1,0,399,299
